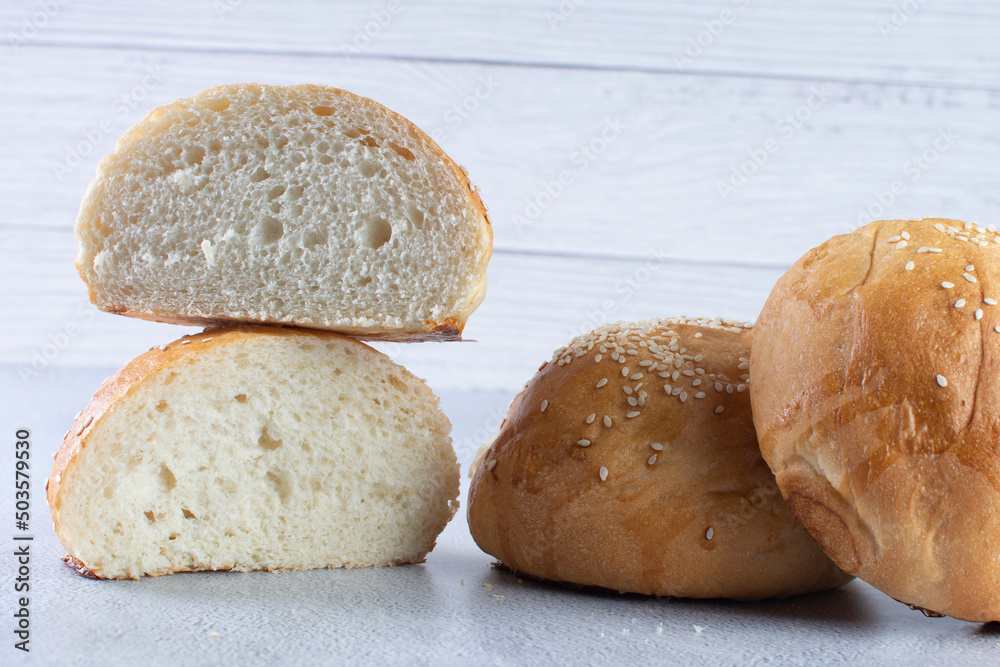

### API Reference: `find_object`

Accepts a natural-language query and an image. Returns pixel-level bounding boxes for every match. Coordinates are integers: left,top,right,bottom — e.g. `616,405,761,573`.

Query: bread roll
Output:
47,326,459,579
75,83,492,341
751,218,1000,622
468,318,851,599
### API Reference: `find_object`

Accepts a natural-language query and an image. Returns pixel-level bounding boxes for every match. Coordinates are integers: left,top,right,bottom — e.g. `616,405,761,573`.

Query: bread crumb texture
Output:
468,317,851,600
48,327,459,579
75,83,491,337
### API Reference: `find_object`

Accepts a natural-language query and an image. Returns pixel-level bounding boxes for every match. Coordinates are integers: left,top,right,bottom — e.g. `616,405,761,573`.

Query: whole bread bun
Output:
751,218,1000,622
47,326,459,579
468,318,851,600
75,83,492,341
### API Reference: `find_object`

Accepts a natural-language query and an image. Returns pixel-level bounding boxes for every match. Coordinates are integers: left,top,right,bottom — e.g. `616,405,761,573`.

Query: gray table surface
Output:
3,366,999,666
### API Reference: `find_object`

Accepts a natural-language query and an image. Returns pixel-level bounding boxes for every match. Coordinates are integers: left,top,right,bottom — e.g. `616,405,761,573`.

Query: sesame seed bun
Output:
468,318,851,600
751,218,1000,622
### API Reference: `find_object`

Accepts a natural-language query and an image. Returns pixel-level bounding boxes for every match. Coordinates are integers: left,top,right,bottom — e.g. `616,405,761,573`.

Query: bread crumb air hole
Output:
184,146,206,166
254,216,284,245
389,142,415,161
144,511,156,522
204,98,231,112
182,509,196,519
250,166,270,183
362,216,392,249
159,464,177,491
156,400,169,413
312,106,334,117
258,425,283,451
235,393,248,403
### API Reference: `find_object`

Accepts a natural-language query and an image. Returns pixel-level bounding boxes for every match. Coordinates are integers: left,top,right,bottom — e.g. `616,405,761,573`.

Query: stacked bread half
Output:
48,83,493,579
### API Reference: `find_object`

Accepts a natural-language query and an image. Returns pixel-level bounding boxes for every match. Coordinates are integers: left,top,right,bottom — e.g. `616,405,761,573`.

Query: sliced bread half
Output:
75,83,492,341
47,326,459,579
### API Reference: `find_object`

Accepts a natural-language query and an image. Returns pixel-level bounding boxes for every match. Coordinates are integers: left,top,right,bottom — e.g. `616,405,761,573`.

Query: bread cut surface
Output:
468,318,851,600
47,326,459,579
75,83,492,341
751,218,1000,622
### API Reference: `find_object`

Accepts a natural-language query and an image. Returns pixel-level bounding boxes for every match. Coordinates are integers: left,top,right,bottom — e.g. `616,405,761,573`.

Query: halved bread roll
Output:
47,326,459,579
468,318,851,600
75,83,492,341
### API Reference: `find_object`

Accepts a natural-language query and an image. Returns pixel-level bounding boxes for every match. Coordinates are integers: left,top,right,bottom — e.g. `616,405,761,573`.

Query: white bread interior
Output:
47,326,459,579
75,83,492,340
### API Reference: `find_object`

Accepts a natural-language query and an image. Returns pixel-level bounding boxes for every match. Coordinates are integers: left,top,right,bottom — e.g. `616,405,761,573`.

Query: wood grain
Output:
2,1,998,88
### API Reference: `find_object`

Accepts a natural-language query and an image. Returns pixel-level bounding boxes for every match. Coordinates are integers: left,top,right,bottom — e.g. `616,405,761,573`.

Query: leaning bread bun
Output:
751,218,1000,622
468,318,851,599
47,326,458,579
75,83,492,341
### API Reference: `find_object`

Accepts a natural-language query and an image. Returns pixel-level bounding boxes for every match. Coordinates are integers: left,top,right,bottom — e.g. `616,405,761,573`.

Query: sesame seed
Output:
694,392,705,399
995,326,1000,333
917,247,929,253
202,337,213,343
628,397,638,407
715,382,723,392
541,400,548,412
726,385,734,394
596,378,608,388
935,223,946,232
630,373,643,381
986,298,998,305
905,261,915,271
181,340,192,345
577,439,591,447
627,411,641,418
158,344,168,351
622,367,630,377
671,371,681,381
594,354,603,363
956,299,966,308
715,406,724,414
967,264,976,272
887,235,901,243
694,333,702,338
679,392,688,403
682,369,695,377
737,384,747,392
895,240,907,250
486,459,497,471
965,273,978,283
977,309,984,320
624,386,633,395
928,247,943,253
604,416,612,427
942,282,954,289
626,349,638,356
705,527,714,540
55,474,61,483
76,415,94,436
648,454,657,465
901,231,910,240
599,467,608,481
691,379,702,387
639,360,653,367
586,413,596,424
936,374,948,387
650,443,663,451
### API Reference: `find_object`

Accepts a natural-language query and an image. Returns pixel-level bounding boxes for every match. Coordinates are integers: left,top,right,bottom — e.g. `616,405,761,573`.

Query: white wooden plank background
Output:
2,1,999,393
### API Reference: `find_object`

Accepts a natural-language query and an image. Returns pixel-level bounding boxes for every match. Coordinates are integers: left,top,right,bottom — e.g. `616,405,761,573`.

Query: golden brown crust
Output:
46,324,394,569
468,318,851,600
751,217,1000,622
76,82,492,339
